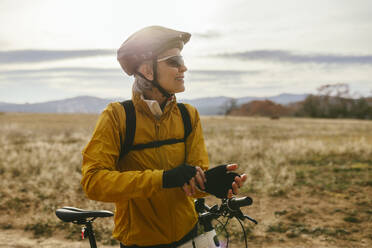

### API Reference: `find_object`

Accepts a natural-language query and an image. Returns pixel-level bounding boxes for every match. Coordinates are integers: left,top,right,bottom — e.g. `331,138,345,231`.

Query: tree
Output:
301,95,322,117
221,98,238,116
351,98,372,119
297,83,372,119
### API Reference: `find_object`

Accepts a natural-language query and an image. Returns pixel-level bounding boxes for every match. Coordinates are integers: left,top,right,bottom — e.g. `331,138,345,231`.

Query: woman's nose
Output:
179,64,187,72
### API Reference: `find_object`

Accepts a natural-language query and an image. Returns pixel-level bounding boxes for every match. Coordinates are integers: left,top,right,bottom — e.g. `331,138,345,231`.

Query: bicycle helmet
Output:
117,26,191,98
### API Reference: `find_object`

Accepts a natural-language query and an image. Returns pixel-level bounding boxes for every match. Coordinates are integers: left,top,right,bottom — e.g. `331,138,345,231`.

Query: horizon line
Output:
1,92,310,105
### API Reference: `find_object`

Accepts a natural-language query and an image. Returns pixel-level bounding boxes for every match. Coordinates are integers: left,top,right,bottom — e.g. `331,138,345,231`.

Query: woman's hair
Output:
132,74,153,94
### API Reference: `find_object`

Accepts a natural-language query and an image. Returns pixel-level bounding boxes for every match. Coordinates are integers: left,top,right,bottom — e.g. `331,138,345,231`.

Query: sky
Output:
0,0,371,103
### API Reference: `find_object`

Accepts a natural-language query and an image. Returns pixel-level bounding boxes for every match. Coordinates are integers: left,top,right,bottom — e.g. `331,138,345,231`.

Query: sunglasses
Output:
157,55,185,68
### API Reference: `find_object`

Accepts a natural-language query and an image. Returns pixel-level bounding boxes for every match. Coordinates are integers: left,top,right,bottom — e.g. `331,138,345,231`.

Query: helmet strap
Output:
151,57,173,99
134,58,173,100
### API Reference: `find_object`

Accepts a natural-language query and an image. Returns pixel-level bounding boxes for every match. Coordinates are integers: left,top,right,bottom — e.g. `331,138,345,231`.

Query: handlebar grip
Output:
227,197,253,211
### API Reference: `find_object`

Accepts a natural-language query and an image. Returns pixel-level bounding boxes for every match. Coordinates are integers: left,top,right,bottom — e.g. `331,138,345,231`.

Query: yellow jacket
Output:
81,93,209,246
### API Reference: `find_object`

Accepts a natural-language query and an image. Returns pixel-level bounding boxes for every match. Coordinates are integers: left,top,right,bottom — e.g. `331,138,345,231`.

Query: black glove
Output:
204,164,240,199
163,164,197,188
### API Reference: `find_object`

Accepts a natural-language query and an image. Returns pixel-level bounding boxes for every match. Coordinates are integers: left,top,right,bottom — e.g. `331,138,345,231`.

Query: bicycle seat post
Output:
84,220,97,248
55,206,114,248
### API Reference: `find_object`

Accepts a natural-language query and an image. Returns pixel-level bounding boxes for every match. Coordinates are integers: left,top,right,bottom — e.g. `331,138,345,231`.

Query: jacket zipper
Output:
155,118,176,242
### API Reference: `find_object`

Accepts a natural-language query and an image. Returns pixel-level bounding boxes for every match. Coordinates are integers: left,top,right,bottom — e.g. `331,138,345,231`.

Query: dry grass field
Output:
0,112,371,248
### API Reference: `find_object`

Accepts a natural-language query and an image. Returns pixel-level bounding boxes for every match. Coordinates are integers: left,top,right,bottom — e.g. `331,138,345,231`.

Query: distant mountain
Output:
181,93,308,115
179,96,232,115
0,93,308,115
267,93,309,105
0,101,10,107
236,93,308,105
0,96,124,113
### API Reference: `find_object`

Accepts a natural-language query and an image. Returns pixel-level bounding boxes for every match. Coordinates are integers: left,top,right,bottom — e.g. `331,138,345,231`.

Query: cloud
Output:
0,49,115,63
0,67,129,89
216,50,372,65
0,66,132,103
192,30,222,39
1,67,121,75
0,40,8,47
1,67,264,100
187,69,261,83
1,67,260,79
1,67,265,99
190,70,261,75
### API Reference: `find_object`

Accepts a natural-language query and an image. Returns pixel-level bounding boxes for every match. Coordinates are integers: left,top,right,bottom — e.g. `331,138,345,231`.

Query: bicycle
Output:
55,197,257,248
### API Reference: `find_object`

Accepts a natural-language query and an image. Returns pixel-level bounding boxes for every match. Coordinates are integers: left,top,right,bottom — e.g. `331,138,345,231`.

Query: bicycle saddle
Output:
55,206,114,223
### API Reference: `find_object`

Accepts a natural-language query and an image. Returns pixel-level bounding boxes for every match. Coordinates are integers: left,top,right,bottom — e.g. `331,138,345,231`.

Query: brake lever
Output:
228,209,258,224
244,215,258,224
224,207,243,220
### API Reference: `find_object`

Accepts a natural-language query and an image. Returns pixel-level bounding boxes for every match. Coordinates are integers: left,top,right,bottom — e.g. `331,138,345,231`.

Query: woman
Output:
81,26,247,247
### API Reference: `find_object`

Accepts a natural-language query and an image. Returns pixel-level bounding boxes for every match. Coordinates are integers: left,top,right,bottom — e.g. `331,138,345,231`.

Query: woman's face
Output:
156,48,188,94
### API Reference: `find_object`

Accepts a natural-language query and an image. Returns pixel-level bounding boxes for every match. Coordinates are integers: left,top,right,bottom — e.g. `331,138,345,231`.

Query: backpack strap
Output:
177,103,192,140
119,101,192,160
120,100,136,159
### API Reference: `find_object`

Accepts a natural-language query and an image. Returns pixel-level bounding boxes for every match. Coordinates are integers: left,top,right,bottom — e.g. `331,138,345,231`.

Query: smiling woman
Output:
79,25,248,247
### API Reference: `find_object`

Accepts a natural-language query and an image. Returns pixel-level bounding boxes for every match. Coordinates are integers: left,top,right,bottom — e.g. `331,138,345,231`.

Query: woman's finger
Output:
196,166,206,182
235,176,242,187
195,171,205,190
189,177,196,195
226,164,238,171
240,174,247,183
182,183,191,196
232,181,239,195
227,189,233,199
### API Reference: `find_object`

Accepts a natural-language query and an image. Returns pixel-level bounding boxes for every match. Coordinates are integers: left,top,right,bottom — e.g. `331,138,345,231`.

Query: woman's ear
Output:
137,61,154,81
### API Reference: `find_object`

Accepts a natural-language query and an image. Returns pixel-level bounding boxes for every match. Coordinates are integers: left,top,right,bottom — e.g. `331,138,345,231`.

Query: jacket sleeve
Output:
81,103,163,202
184,104,210,198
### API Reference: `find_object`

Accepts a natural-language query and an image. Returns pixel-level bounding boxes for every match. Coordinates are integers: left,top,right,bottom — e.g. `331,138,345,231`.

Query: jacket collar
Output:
132,92,177,119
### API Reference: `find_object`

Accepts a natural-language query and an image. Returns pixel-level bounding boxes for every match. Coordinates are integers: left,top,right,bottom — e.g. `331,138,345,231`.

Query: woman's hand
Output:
182,166,206,196
226,164,247,198
182,164,247,198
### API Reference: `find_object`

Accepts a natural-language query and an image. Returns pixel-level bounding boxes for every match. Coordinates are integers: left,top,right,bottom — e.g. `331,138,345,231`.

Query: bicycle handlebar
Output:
195,196,257,225
227,197,253,211
195,196,257,248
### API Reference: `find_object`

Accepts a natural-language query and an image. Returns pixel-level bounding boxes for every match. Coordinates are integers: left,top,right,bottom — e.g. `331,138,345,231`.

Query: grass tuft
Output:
343,216,362,223
25,222,54,238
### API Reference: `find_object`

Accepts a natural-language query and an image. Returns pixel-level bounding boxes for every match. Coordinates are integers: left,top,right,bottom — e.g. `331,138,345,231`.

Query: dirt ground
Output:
203,186,372,248
0,229,116,248
1,186,370,248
